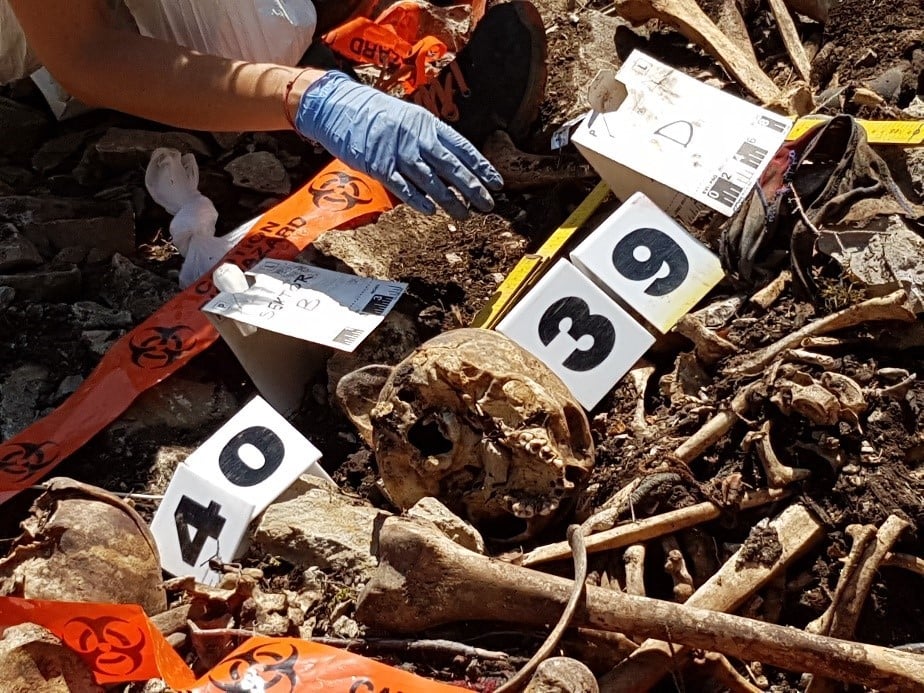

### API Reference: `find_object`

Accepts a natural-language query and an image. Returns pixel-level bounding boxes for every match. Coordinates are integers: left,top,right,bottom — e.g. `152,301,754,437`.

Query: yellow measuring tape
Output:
787,116,924,145
471,181,612,329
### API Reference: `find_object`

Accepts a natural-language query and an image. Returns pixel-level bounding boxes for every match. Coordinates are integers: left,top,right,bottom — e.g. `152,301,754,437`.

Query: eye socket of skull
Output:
407,414,453,456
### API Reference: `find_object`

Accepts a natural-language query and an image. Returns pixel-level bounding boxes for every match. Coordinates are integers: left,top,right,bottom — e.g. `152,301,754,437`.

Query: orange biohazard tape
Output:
0,163,392,495
0,597,467,691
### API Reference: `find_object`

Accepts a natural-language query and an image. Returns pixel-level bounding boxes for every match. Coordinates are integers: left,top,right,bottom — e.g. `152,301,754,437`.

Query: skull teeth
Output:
509,500,535,518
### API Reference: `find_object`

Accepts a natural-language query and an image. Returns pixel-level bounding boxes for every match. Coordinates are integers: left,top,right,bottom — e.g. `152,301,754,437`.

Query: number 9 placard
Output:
497,260,655,410
570,191,724,333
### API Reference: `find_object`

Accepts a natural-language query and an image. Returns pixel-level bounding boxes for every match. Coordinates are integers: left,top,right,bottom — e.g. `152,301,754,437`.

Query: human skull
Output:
337,328,594,541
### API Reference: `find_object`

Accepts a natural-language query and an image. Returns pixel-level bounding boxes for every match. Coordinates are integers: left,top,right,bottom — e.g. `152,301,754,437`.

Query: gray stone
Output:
0,195,135,260
0,363,53,439
0,223,43,271
70,300,134,329
93,127,211,169
225,151,291,195
0,266,81,302
53,375,84,403
254,475,389,582
52,246,88,266
81,329,119,356
119,377,238,432
0,97,49,157
0,286,14,310
408,497,485,553
31,130,93,173
99,253,178,320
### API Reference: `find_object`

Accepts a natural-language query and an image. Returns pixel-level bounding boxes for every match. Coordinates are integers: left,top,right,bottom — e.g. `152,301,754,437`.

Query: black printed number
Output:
218,426,285,487
613,227,689,296
538,296,615,372
175,496,225,565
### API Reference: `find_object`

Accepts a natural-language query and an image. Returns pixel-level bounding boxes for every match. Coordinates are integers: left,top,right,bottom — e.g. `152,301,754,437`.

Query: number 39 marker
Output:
497,259,655,410
570,192,724,332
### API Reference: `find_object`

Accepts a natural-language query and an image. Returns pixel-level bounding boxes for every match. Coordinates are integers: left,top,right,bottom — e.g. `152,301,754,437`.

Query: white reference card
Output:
202,259,406,352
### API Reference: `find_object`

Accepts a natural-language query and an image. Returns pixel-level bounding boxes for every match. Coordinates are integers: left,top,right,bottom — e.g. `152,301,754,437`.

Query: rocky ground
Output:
1,0,923,691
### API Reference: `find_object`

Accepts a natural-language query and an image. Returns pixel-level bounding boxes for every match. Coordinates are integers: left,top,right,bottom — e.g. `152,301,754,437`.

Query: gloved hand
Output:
295,71,503,220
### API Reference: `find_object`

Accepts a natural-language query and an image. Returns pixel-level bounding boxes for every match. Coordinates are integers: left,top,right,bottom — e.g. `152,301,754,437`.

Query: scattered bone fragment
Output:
692,651,765,693
806,515,911,692
482,130,596,190
750,270,791,309
744,421,811,487
623,545,647,596
782,0,831,21
727,290,916,376
599,504,824,691
408,497,485,554
781,348,838,369
523,657,599,693
523,489,785,567
627,360,656,436
610,0,783,105
673,314,739,365
357,517,924,689
664,548,695,602
0,623,103,693
0,477,167,615
337,328,595,541
698,0,759,64
673,381,761,463
767,0,812,81
882,551,924,578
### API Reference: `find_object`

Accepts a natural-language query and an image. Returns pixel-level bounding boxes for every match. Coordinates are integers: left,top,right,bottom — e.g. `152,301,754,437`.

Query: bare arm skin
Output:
9,0,324,132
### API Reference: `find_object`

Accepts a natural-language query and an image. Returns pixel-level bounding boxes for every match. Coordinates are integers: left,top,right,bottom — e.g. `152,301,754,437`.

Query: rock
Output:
0,286,14,310
98,253,178,320
867,63,908,103
52,375,84,404
327,311,419,400
211,131,244,150
0,623,103,693
119,377,238,432
150,604,192,637
70,300,133,329
92,127,211,169
51,246,88,266
0,363,53,439
0,478,168,616
524,657,599,693
0,196,135,260
0,266,81,302
254,475,389,583
31,130,94,173
224,151,291,195
407,497,485,553
0,223,43,271
81,329,119,356
0,97,49,157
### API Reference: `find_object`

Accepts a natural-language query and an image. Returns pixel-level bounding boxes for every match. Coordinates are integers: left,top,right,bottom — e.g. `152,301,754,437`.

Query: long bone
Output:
356,517,924,691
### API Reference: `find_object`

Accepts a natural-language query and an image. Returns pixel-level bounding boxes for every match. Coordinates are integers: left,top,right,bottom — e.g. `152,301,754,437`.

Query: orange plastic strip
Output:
0,596,196,687
324,17,414,68
0,163,392,494
0,597,467,691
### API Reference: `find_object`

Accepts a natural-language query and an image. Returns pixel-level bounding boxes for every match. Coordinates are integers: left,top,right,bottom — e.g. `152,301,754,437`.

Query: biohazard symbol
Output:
308,171,374,211
128,325,196,369
0,440,60,480
210,642,300,692
61,616,147,677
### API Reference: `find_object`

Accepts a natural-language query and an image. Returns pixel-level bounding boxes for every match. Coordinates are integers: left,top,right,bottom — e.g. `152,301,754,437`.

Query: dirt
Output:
1,0,923,691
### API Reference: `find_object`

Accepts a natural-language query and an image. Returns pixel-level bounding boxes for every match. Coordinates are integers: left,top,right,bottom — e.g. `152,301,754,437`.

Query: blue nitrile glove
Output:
295,71,503,220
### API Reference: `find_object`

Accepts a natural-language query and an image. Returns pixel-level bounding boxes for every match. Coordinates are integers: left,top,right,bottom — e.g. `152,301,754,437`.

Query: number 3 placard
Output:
570,192,724,333
497,260,655,410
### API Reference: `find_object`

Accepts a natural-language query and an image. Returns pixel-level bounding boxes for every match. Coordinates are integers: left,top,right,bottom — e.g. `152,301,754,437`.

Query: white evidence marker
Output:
150,464,254,585
496,259,656,410
570,192,724,333
184,396,330,520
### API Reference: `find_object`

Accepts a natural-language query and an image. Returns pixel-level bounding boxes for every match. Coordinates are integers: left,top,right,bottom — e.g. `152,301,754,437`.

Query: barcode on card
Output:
333,327,364,346
706,177,744,207
734,142,769,169
361,293,394,316
758,115,789,133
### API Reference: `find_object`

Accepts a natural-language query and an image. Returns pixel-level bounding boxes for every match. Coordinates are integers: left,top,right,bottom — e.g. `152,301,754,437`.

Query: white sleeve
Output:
0,0,41,84
123,0,318,66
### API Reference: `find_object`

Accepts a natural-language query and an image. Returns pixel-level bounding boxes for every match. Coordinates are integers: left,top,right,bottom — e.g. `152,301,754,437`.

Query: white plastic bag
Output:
0,1,40,84
124,0,317,67
145,148,249,288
